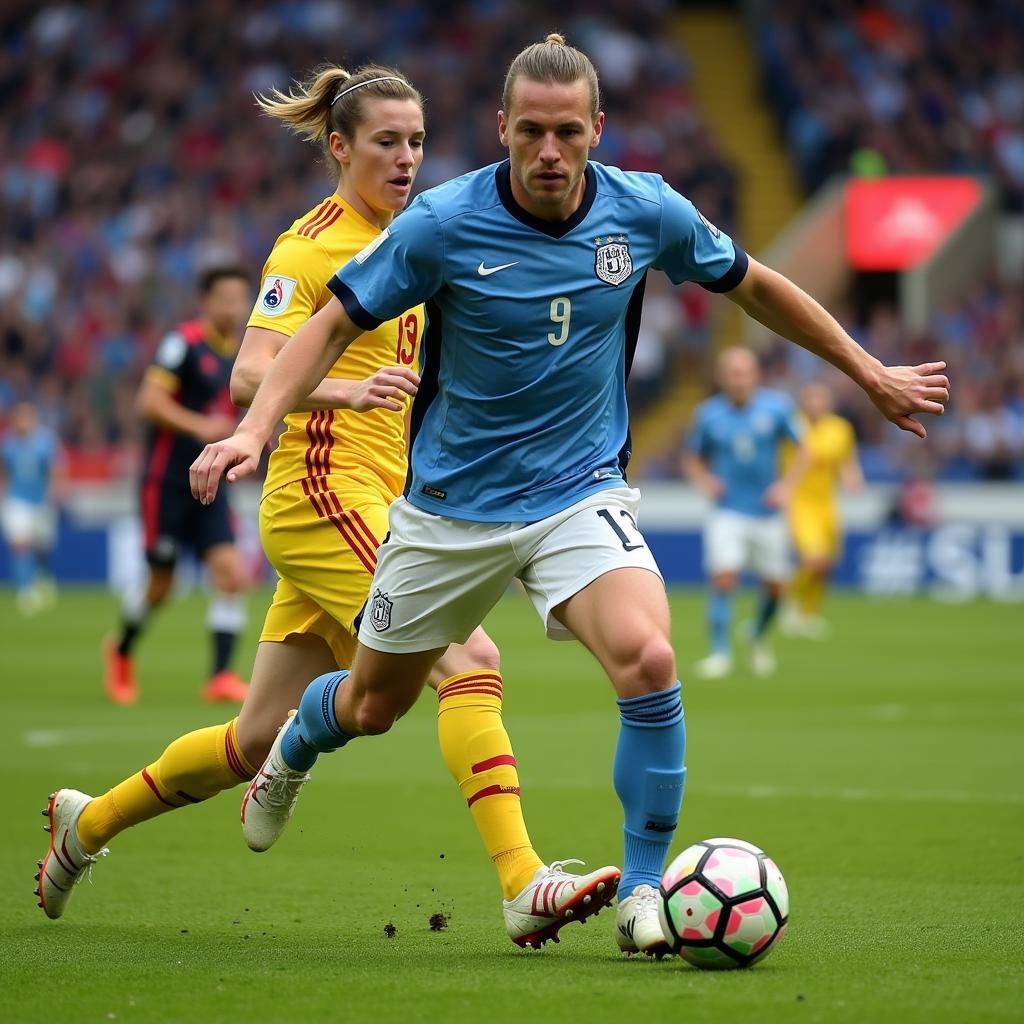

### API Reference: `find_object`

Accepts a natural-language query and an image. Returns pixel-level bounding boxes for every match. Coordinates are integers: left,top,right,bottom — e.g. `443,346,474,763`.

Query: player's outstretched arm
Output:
725,258,950,437
190,297,361,504
231,327,419,413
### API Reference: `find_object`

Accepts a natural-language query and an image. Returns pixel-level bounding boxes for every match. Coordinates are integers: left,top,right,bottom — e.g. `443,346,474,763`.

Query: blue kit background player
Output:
191,34,950,956
684,347,807,679
1,400,64,615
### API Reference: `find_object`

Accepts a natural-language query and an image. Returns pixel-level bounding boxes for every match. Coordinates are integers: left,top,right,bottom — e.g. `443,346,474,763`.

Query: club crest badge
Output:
369,588,393,632
594,236,632,286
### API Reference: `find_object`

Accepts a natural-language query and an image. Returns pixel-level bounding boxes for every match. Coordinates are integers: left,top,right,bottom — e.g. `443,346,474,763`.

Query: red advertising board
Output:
846,177,983,271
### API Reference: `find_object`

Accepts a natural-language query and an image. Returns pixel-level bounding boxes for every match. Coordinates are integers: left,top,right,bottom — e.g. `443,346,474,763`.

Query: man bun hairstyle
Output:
255,63,422,168
502,33,600,119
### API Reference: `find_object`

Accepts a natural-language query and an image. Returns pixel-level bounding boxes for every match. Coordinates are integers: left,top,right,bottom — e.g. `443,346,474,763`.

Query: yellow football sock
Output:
76,718,256,854
790,566,811,614
803,570,827,616
436,671,543,900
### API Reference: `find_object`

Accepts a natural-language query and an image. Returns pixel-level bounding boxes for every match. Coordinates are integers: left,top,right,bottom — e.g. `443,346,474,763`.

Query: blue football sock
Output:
280,670,355,771
12,549,35,592
708,590,733,656
614,683,686,896
753,590,779,638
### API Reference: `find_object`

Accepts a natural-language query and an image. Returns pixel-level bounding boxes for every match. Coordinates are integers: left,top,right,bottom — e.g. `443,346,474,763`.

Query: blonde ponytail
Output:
255,65,352,145
255,63,422,168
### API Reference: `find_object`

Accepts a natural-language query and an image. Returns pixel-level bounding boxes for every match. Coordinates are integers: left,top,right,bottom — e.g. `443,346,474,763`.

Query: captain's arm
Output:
725,259,882,390
724,257,948,438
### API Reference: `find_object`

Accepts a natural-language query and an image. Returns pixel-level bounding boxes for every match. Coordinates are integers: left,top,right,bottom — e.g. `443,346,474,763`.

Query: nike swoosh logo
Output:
477,261,519,276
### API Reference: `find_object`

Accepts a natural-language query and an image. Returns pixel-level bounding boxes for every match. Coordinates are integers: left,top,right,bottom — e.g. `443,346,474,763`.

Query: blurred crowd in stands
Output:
759,274,1024,482
750,0,1024,482
756,0,1024,210
0,0,734,479
1,0,1021,485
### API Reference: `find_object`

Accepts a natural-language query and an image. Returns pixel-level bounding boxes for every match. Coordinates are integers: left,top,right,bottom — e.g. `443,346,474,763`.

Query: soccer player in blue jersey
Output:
1,401,64,615
683,347,808,679
190,34,949,954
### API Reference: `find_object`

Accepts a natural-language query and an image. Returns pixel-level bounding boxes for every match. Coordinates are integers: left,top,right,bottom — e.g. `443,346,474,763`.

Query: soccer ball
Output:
659,837,789,969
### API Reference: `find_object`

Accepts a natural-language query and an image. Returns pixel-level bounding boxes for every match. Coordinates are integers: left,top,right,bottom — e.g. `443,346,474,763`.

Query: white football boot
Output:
694,652,732,679
748,637,777,677
503,859,620,949
36,789,108,919
240,714,311,852
616,883,672,957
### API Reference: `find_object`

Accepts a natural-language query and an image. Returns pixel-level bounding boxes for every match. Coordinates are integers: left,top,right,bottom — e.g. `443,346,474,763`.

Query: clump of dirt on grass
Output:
428,912,449,931
384,923,397,939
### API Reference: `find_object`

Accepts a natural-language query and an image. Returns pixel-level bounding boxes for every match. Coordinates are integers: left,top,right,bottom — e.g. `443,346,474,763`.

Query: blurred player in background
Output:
782,381,862,638
683,347,808,679
1,401,65,615
38,66,591,954
189,35,948,955
104,267,253,704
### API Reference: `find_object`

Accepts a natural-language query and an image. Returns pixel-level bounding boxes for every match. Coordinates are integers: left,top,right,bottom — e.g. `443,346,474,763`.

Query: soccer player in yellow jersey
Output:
36,65,611,947
784,381,863,637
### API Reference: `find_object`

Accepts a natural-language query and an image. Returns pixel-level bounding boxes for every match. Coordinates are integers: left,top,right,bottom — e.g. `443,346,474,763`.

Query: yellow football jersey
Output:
248,195,423,501
792,413,856,507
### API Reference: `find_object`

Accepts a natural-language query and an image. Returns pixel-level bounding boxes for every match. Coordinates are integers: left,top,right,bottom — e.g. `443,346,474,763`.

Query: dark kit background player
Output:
105,268,254,705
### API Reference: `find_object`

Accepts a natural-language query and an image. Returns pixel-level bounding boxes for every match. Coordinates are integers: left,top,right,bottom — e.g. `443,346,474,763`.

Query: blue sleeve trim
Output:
700,246,749,294
327,277,385,331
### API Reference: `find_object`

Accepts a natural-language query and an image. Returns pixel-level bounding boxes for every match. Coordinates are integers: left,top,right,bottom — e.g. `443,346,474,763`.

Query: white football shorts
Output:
357,486,663,653
703,509,790,582
2,497,56,549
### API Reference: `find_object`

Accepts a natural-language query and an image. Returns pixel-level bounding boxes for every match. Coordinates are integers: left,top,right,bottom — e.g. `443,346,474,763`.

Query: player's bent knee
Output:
350,700,400,737
459,630,501,672
625,636,677,694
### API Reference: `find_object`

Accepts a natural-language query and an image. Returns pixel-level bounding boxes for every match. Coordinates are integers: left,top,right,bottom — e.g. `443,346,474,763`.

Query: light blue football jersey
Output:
687,389,802,518
329,160,747,522
1,428,58,505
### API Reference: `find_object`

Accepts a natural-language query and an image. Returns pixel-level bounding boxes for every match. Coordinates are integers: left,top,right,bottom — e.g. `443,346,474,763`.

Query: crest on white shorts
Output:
369,588,393,632
594,236,632,286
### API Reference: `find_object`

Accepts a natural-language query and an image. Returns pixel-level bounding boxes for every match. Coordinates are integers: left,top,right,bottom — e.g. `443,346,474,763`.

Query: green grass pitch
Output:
2,587,1021,1023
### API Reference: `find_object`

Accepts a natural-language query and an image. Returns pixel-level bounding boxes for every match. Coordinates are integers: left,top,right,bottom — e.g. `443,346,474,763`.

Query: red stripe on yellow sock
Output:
224,720,256,781
471,754,517,774
140,768,178,808
437,671,502,698
439,685,503,702
466,783,521,808
437,677,503,698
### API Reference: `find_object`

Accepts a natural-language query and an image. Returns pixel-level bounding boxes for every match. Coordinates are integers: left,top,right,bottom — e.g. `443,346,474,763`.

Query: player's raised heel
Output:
35,789,109,920
503,859,620,949
616,883,672,958
240,715,310,852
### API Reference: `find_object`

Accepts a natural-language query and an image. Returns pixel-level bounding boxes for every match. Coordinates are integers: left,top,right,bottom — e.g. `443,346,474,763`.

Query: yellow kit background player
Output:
39,66,550,931
784,381,863,636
